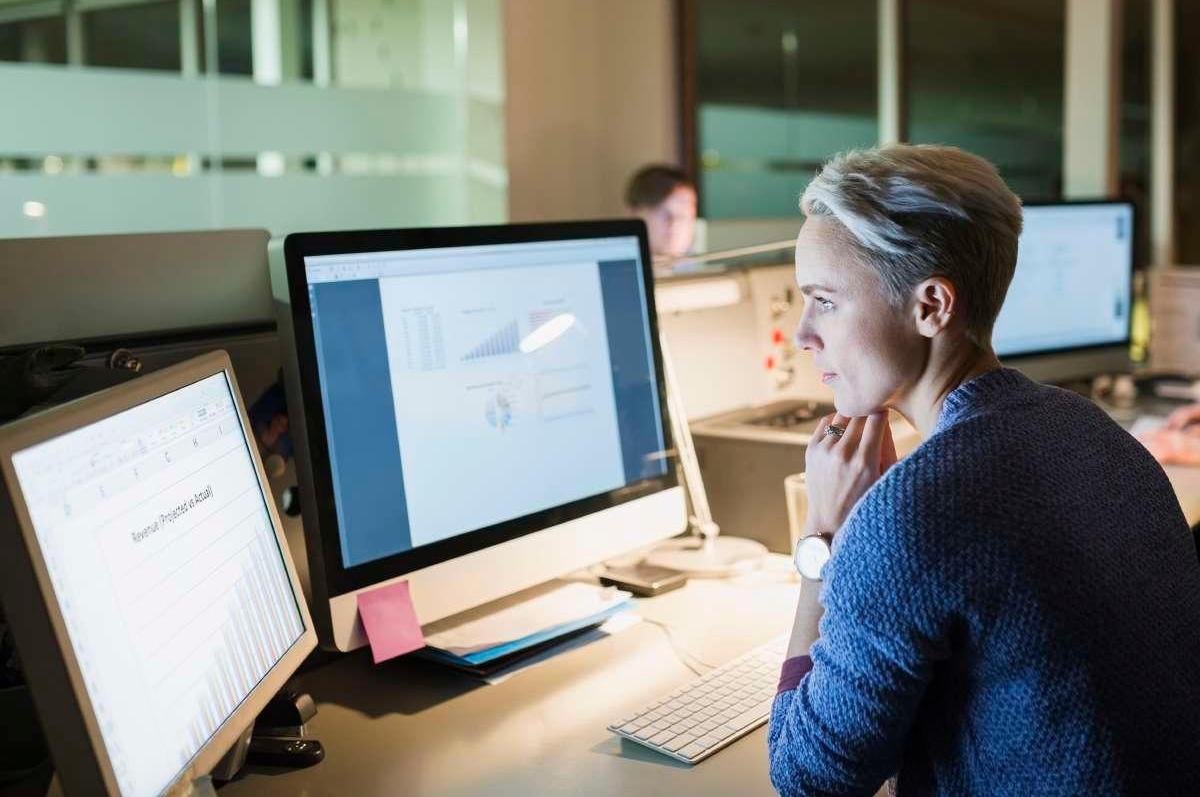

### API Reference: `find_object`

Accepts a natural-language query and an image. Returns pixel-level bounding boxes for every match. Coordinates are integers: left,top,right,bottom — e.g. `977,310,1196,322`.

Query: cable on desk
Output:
641,617,718,676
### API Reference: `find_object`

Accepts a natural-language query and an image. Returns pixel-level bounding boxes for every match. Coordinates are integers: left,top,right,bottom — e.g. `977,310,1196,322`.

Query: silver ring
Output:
825,424,846,439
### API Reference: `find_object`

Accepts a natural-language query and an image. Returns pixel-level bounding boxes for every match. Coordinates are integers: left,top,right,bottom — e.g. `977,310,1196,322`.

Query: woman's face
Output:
793,216,926,417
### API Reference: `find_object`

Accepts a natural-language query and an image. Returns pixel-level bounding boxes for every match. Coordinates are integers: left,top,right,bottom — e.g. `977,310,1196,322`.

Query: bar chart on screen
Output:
176,531,304,760
115,435,304,768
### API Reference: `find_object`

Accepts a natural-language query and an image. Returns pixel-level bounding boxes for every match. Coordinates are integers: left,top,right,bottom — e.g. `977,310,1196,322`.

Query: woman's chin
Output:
833,394,884,418
832,396,863,417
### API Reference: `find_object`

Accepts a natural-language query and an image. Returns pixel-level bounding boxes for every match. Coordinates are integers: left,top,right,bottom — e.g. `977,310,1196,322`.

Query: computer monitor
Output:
271,220,685,651
993,200,1135,382
0,351,316,796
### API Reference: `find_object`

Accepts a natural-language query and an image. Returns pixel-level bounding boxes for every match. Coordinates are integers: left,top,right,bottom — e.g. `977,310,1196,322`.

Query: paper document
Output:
423,581,632,656
481,611,643,685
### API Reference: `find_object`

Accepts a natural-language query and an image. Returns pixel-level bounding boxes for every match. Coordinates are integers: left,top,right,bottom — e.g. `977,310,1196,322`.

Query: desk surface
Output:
222,571,804,797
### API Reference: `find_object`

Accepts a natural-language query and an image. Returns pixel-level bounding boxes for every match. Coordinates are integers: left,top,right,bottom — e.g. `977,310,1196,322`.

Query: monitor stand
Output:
208,726,253,783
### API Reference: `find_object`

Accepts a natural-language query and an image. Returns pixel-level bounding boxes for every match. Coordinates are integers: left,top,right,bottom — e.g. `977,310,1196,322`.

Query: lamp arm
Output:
658,333,719,542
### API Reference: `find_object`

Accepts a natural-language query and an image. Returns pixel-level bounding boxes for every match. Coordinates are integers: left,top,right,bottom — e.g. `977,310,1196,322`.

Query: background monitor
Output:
994,200,1135,383
271,220,686,651
0,351,315,796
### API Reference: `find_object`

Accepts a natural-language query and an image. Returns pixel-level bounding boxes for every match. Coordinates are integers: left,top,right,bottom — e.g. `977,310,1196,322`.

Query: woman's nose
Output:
794,324,819,352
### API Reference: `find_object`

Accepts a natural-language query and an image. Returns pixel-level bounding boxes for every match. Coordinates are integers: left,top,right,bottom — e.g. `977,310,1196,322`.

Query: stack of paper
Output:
419,581,633,674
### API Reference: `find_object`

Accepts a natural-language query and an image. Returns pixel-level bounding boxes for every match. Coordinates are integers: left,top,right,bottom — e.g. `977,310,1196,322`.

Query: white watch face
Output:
794,536,832,580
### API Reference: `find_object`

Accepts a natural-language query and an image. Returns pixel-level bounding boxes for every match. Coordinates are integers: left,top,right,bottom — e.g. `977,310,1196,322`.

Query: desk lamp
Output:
645,335,767,576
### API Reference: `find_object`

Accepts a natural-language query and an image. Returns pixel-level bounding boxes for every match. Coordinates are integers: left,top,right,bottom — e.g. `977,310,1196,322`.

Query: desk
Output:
239,459,1200,797
222,571,804,797
239,403,1200,797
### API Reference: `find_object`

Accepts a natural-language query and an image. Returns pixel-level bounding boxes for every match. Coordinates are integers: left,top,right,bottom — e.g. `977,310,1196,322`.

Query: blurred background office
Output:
0,0,1197,260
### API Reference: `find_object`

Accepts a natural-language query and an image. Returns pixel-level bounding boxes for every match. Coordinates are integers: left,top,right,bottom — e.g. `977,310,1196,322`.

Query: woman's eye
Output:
815,297,834,311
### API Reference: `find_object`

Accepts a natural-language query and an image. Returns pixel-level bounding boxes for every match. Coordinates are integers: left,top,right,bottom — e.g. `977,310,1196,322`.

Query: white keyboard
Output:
607,635,788,764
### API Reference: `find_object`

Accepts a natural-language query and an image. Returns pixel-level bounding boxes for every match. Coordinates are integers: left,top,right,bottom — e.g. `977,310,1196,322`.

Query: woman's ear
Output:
910,276,957,339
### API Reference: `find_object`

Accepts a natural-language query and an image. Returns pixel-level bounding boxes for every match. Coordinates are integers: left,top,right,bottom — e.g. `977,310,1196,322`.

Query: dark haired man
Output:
624,164,698,259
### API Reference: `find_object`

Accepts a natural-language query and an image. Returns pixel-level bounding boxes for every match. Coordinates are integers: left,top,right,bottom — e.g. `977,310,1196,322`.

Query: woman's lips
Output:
821,372,837,384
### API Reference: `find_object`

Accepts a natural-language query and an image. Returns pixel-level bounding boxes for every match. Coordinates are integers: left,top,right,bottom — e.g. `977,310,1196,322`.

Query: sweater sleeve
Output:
767,478,954,796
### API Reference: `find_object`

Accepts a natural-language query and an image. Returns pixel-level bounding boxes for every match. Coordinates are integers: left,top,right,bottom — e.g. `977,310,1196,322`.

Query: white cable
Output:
642,617,718,675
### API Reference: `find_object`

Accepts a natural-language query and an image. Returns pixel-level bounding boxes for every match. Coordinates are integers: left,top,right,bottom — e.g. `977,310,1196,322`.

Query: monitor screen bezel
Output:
996,198,1136,362
281,220,679,598
0,350,316,797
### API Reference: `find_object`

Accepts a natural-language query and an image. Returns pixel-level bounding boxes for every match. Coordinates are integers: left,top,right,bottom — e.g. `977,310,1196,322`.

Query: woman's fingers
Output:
840,415,868,452
826,413,851,447
813,413,832,436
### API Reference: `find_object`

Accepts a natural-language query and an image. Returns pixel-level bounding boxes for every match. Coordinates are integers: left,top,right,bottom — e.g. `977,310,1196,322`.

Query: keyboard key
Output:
722,702,771,734
664,733,697,752
696,730,728,748
606,635,788,764
648,730,677,747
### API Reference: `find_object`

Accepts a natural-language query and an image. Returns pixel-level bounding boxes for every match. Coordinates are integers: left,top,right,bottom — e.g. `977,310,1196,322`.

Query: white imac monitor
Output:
270,220,686,652
0,352,316,796
993,201,1135,383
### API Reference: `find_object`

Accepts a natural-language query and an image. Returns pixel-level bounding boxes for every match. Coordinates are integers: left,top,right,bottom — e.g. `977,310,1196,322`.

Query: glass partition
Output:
906,0,1064,202
0,0,506,238
693,0,878,220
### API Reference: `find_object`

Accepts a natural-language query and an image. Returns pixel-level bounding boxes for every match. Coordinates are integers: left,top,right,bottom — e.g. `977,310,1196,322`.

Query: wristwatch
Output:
794,533,833,581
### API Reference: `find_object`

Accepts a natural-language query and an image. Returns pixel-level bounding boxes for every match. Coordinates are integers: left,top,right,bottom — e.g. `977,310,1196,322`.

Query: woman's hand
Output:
802,411,898,537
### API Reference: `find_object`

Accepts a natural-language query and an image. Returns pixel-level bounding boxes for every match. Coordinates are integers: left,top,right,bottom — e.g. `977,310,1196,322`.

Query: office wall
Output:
503,0,679,222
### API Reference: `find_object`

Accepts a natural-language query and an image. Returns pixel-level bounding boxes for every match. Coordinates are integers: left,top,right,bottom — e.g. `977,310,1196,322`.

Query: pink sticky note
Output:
356,580,425,664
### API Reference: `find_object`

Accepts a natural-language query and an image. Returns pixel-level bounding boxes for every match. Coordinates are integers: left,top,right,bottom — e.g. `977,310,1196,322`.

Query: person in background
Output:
769,144,1200,796
623,165,698,259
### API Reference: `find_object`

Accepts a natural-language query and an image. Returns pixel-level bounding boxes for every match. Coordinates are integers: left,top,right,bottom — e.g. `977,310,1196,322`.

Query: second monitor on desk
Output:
271,220,688,652
995,200,1134,382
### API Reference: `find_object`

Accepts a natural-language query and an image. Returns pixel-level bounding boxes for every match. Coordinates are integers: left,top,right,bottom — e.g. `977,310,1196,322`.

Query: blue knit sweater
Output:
768,368,1200,796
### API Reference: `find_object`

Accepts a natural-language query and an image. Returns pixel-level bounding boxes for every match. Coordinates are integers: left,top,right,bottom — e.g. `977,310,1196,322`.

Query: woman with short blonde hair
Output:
768,144,1200,796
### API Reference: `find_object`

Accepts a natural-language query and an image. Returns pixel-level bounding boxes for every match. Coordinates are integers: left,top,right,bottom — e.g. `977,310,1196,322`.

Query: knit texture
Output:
767,368,1200,796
